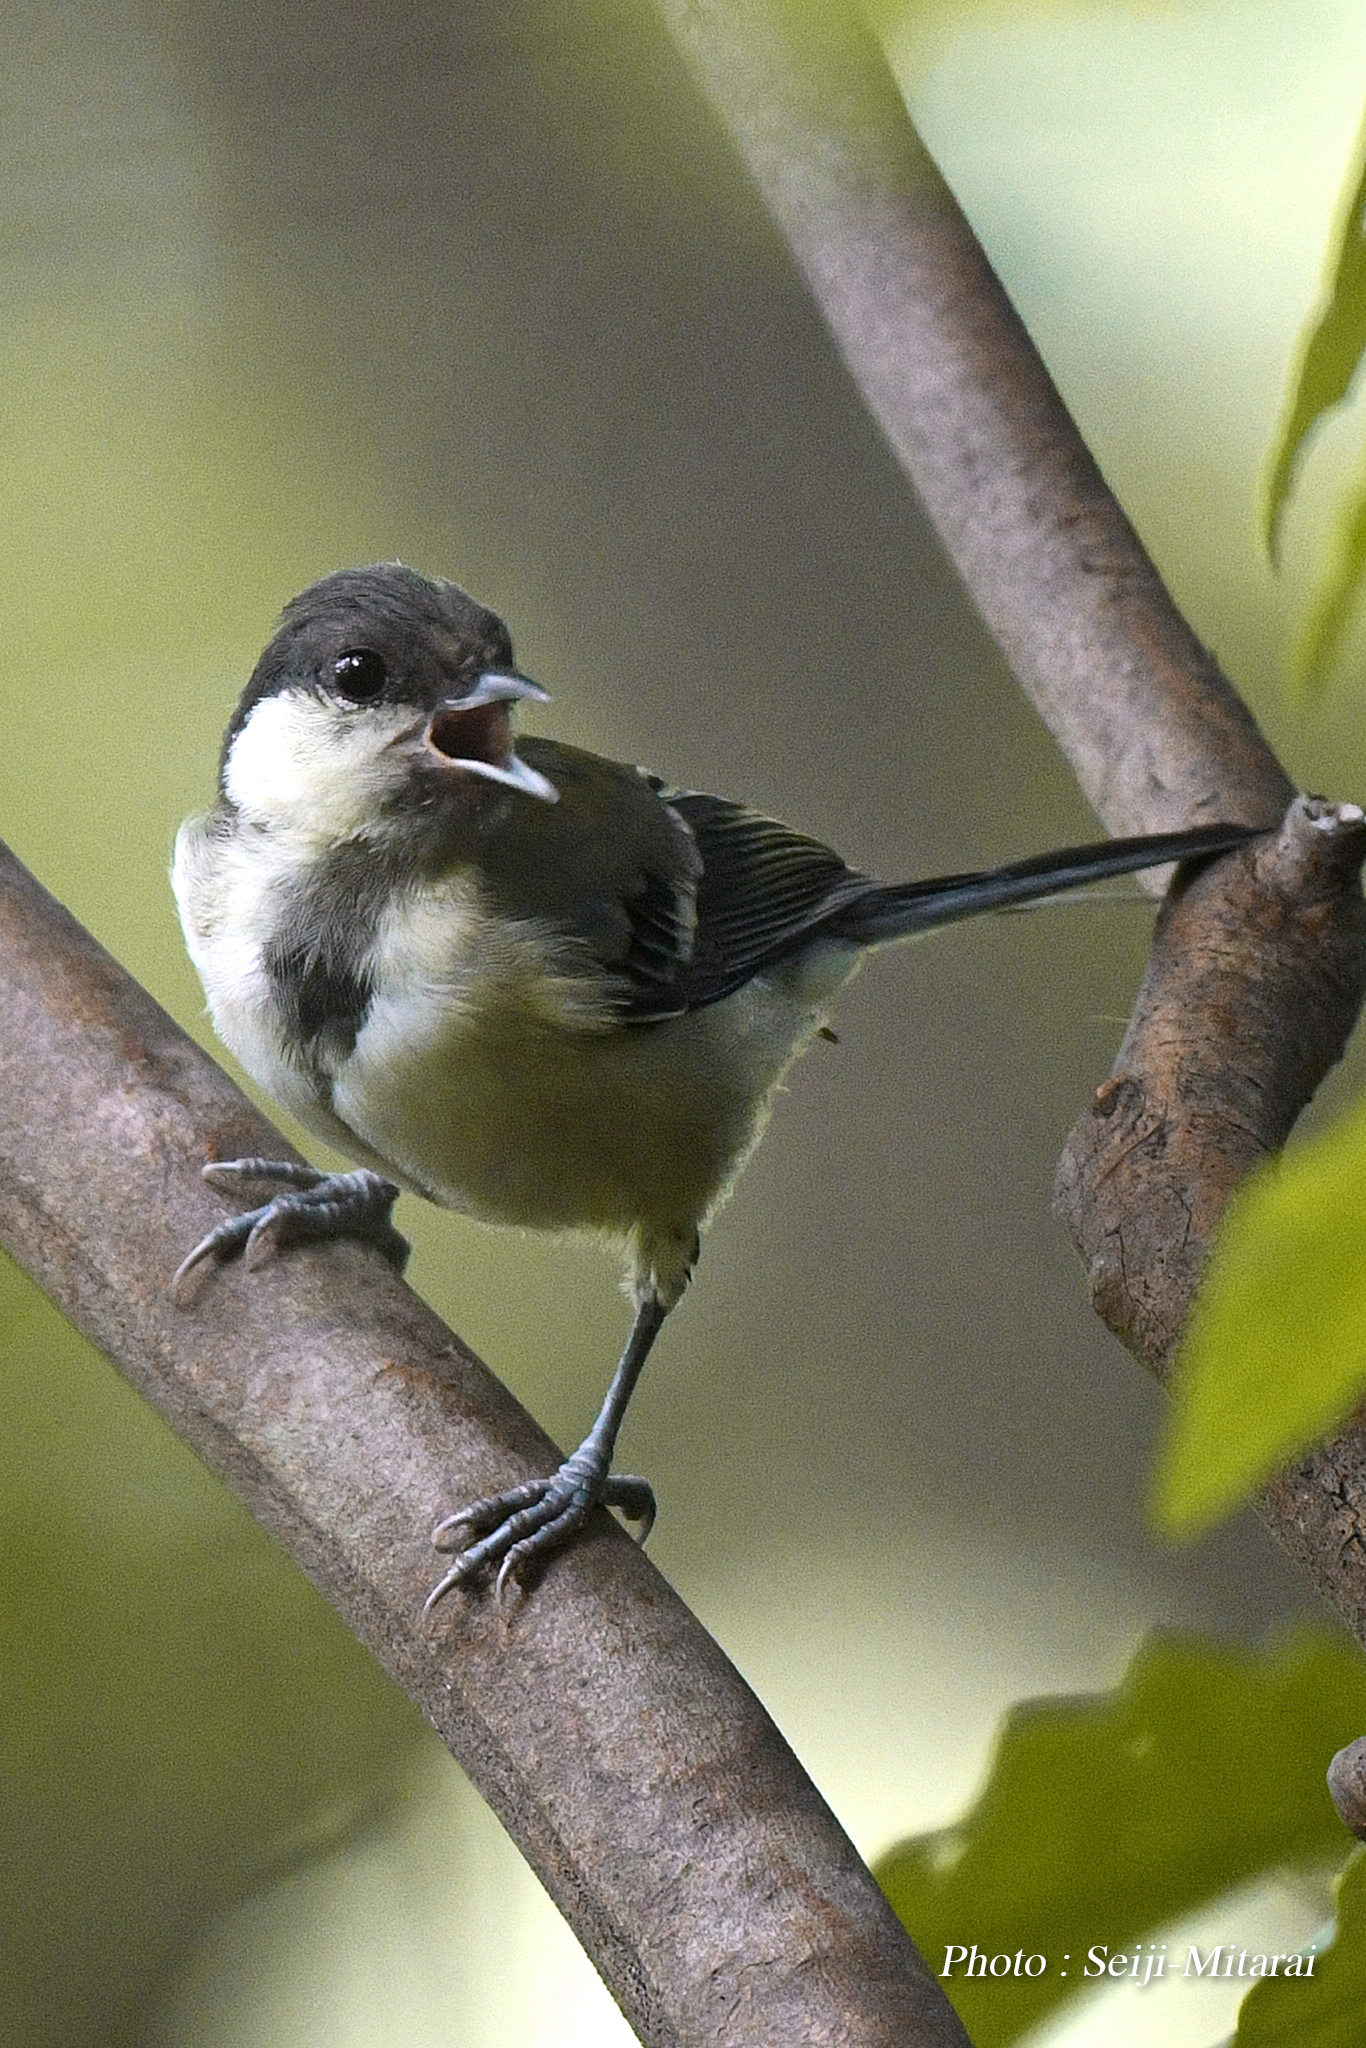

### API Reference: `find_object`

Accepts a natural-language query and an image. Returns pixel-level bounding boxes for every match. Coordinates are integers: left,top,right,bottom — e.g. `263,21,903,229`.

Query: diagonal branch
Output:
0,835,971,2047
652,0,1366,1638
651,0,1291,836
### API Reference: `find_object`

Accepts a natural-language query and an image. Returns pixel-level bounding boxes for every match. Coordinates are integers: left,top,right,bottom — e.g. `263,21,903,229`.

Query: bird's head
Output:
219,563,558,844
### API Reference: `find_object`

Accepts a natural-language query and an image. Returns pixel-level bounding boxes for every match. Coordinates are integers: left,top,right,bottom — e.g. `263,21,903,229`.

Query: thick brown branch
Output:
651,0,1292,838
0,837,970,2047
1055,798,1366,1375
653,0,1366,1644
1328,1737,1366,1840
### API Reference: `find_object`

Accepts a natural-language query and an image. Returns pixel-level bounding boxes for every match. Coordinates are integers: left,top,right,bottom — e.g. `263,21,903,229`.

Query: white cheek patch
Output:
223,690,418,840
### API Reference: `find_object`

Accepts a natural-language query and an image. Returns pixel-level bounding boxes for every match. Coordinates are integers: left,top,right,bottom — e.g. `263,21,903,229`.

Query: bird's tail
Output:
831,821,1262,946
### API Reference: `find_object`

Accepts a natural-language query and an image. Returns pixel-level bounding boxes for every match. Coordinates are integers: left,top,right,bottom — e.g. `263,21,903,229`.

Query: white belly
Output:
174,814,858,1300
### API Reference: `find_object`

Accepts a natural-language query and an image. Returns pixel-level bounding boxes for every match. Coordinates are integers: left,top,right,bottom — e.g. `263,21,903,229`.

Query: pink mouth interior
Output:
427,701,512,768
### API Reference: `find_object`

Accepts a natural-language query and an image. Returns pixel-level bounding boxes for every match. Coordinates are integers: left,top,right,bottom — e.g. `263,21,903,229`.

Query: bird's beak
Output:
424,670,558,802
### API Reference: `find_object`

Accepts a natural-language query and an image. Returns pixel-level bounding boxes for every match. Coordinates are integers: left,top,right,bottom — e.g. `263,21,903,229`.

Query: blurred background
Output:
3,0,1366,2042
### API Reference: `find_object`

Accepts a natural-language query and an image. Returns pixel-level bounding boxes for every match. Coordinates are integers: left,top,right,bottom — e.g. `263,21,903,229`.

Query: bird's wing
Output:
483,740,702,1020
485,744,871,1018
612,850,700,1015
492,746,1263,1022
663,790,872,1009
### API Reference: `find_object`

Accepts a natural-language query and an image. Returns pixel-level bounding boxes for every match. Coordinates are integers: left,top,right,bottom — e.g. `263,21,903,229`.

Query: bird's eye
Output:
331,649,388,702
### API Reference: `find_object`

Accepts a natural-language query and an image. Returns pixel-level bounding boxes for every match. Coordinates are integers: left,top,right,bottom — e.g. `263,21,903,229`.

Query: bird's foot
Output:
171,1159,409,1303
425,1448,656,1610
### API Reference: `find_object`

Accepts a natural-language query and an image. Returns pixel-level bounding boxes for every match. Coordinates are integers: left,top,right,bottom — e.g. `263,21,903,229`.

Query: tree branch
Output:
0,836,971,2046
1056,799,1366,1384
652,0,1366,1637
651,0,1291,836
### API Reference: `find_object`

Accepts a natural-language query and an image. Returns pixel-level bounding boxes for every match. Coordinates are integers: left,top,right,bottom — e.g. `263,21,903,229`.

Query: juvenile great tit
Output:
172,563,1260,1606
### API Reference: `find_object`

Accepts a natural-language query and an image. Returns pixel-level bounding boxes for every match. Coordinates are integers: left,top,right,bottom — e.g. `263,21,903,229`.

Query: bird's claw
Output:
171,1159,409,1303
425,1467,656,1610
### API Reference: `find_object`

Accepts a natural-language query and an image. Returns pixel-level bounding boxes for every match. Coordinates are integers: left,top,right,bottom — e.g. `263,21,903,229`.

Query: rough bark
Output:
0,838,970,2046
653,0,1366,1649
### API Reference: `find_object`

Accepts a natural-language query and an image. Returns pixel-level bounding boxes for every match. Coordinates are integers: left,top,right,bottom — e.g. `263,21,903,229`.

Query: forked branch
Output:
653,0,1366,1640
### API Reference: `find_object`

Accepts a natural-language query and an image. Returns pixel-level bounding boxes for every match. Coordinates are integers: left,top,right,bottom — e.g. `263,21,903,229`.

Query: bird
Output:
171,562,1261,1606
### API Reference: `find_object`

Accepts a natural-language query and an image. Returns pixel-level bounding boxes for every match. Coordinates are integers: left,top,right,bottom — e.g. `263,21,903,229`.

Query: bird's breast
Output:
174,812,853,1263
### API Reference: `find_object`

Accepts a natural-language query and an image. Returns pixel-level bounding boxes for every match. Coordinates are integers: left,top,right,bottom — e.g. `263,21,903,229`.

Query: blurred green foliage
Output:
1234,1851,1366,2046
876,1630,1362,2046
1263,102,1366,691
1153,1096,1366,1539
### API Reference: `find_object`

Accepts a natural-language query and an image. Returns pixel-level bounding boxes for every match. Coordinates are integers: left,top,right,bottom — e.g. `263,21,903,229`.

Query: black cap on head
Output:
222,563,516,775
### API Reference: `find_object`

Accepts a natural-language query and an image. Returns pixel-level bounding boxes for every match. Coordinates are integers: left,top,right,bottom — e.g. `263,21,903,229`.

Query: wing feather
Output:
663,792,871,1008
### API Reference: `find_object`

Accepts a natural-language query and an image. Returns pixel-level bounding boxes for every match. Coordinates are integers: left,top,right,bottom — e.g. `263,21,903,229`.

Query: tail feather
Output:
833,822,1262,946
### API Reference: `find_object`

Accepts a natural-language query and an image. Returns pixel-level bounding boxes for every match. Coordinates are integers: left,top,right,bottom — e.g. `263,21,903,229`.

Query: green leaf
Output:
1152,1093,1366,1539
875,1630,1365,2048
1263,105,1366,563
1289,476,1366,696
1234,1850,1366,2046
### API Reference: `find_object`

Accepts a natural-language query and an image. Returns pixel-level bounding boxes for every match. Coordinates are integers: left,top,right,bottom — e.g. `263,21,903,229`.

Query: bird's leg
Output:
426,1291,669,1610
170,1159,409,1303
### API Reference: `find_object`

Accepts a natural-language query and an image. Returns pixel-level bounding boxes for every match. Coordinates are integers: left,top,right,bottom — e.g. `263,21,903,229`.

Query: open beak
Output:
424,671,558,803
